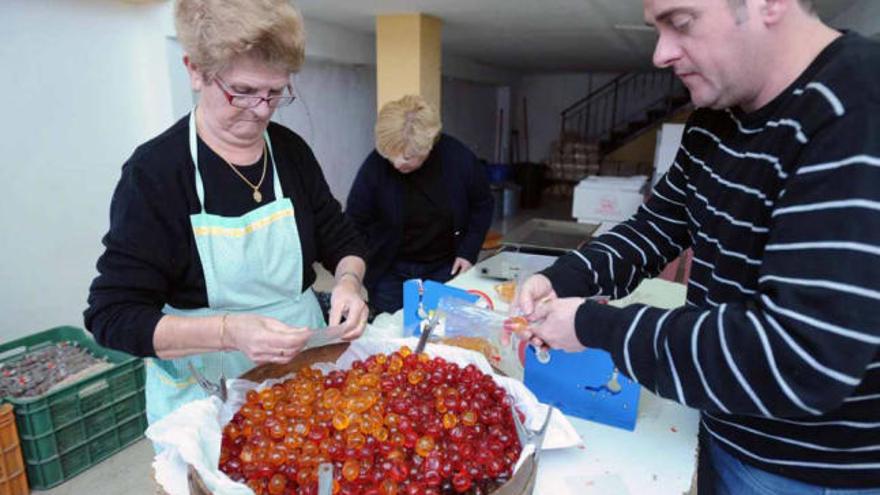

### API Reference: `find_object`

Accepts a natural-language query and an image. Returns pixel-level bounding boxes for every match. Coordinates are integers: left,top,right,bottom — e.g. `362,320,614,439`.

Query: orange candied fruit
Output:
219,347,521,494
442,412,458,429
415,435,435,457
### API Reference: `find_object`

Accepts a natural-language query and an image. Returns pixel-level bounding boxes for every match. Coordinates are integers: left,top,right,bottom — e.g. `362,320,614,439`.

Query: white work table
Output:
445,255,700,495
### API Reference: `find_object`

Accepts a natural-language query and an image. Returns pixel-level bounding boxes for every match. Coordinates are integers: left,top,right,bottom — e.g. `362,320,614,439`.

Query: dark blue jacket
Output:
346,134,494,288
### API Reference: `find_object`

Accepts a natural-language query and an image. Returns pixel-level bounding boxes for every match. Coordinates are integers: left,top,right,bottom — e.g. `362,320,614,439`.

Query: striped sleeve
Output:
572,107,880,417
540,151,693,299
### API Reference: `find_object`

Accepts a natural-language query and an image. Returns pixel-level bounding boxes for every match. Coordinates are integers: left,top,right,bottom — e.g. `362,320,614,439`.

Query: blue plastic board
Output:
524,346,640,431
402,279,479,336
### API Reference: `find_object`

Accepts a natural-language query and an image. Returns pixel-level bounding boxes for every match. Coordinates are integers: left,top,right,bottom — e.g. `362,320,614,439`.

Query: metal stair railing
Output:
560,70,688,151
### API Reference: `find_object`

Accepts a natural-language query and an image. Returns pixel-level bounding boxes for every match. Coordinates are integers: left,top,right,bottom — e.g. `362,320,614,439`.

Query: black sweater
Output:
542,33,880,488
346,134,494,288
398,149,455,263
84,116,366,358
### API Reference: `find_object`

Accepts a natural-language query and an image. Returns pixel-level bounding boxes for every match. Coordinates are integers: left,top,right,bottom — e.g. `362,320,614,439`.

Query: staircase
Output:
559,70,690,157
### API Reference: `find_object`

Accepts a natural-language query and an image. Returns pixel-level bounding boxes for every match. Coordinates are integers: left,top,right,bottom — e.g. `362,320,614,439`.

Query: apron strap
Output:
188,111,207,211
265,129,284,200
188,108,282,211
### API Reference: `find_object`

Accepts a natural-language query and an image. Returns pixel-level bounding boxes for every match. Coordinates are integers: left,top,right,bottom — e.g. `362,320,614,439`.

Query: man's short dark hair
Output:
727,0,817,16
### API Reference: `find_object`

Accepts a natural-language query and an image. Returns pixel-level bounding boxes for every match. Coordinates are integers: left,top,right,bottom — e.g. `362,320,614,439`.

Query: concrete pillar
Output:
375,14,442,112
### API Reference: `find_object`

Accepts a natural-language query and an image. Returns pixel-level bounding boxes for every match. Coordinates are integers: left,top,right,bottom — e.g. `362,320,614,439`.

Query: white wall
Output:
0,0,177,343
831,0,880,37
444,54,517,87
275,61,377,202
441,77,502,163
511,72,619,162
496,87,512,164
303,17,376,66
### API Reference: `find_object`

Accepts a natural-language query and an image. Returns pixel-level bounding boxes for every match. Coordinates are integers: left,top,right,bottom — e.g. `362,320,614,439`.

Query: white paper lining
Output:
148,338,581,495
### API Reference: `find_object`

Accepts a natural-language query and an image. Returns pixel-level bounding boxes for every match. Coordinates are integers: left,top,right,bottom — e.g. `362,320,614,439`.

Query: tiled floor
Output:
31,438,155,495
33,196,575,495
491,193,574,236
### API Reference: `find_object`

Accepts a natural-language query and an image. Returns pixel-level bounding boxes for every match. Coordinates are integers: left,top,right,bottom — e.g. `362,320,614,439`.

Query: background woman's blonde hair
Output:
175,0,305,78
375,95,442,160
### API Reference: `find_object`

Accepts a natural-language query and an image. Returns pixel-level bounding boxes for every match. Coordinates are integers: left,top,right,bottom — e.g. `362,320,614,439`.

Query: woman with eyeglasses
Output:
84,0,368,426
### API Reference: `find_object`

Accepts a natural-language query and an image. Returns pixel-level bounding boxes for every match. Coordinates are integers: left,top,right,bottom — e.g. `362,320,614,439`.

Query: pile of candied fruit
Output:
219,346,522,495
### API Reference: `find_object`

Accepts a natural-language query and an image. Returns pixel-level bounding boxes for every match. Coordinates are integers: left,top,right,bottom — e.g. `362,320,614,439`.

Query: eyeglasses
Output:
214,77,296,109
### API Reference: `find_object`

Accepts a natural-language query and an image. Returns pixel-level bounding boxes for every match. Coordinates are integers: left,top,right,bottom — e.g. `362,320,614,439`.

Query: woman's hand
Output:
225,313,313,364
450,257,473,276
329,277,369,340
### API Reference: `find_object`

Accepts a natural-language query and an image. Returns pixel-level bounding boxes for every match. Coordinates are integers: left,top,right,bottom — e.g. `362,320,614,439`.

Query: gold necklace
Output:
223,142,268,203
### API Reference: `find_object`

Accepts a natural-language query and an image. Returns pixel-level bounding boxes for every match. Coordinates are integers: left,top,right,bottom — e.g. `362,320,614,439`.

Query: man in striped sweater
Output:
515,0,880,492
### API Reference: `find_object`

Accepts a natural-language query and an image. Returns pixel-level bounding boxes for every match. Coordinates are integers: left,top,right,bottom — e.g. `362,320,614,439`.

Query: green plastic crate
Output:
0,326,146,489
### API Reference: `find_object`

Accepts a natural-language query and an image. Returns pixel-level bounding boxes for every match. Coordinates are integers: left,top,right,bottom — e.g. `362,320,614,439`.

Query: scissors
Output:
188,362,227,402
317,463,333,495
414,310,441,354
528,407,554,462
503,313,552,364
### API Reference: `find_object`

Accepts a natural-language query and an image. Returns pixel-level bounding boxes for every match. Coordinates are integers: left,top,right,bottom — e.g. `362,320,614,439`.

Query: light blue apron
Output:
144,110,326,426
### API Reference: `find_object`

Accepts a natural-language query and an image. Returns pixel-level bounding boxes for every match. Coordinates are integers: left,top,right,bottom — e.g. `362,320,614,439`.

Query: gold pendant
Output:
253,190,262,203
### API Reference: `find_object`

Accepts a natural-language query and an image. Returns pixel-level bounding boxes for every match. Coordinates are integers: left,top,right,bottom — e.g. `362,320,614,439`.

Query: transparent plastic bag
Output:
435,296,524,380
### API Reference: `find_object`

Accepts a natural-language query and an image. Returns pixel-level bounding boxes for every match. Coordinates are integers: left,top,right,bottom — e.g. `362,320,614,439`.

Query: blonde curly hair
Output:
375,95,442,160
175,0,305,78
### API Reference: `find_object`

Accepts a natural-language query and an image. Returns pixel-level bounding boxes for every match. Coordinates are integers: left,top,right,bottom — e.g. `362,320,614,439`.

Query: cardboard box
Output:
653,124,685,186
572,175,647,223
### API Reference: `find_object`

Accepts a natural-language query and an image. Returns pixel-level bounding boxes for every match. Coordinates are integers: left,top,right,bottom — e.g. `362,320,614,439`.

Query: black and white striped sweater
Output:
541,32,880,488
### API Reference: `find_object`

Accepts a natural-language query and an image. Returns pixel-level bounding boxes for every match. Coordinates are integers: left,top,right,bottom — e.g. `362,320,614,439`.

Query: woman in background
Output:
346,95,494,314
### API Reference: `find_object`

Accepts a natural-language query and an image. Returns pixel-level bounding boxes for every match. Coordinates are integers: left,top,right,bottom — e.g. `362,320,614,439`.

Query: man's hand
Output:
511,274,557,317
529,297,587,353
450,257,473,276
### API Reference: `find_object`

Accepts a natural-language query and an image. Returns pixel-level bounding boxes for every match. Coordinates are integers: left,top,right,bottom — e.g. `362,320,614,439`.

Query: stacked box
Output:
0,327,146,489
0,404,27,495
547,140,601,183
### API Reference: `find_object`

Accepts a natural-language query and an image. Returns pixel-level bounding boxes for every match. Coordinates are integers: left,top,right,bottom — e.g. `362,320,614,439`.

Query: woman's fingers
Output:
248,326,310,360
328,300,344,327
329,285,369,341
341,305,369,340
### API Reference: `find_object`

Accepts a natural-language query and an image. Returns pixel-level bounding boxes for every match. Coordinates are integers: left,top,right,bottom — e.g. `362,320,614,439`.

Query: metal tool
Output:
414,310,440,355
526,407,554,462
502,273,554,364
317,462,334,495
416,279,430,320
533,345,551,364
187,362,227,402
512,405,554,485
478,250,556,281
501,218,599,255
606,368,622,393
503,314,551,364
582,368,623,395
